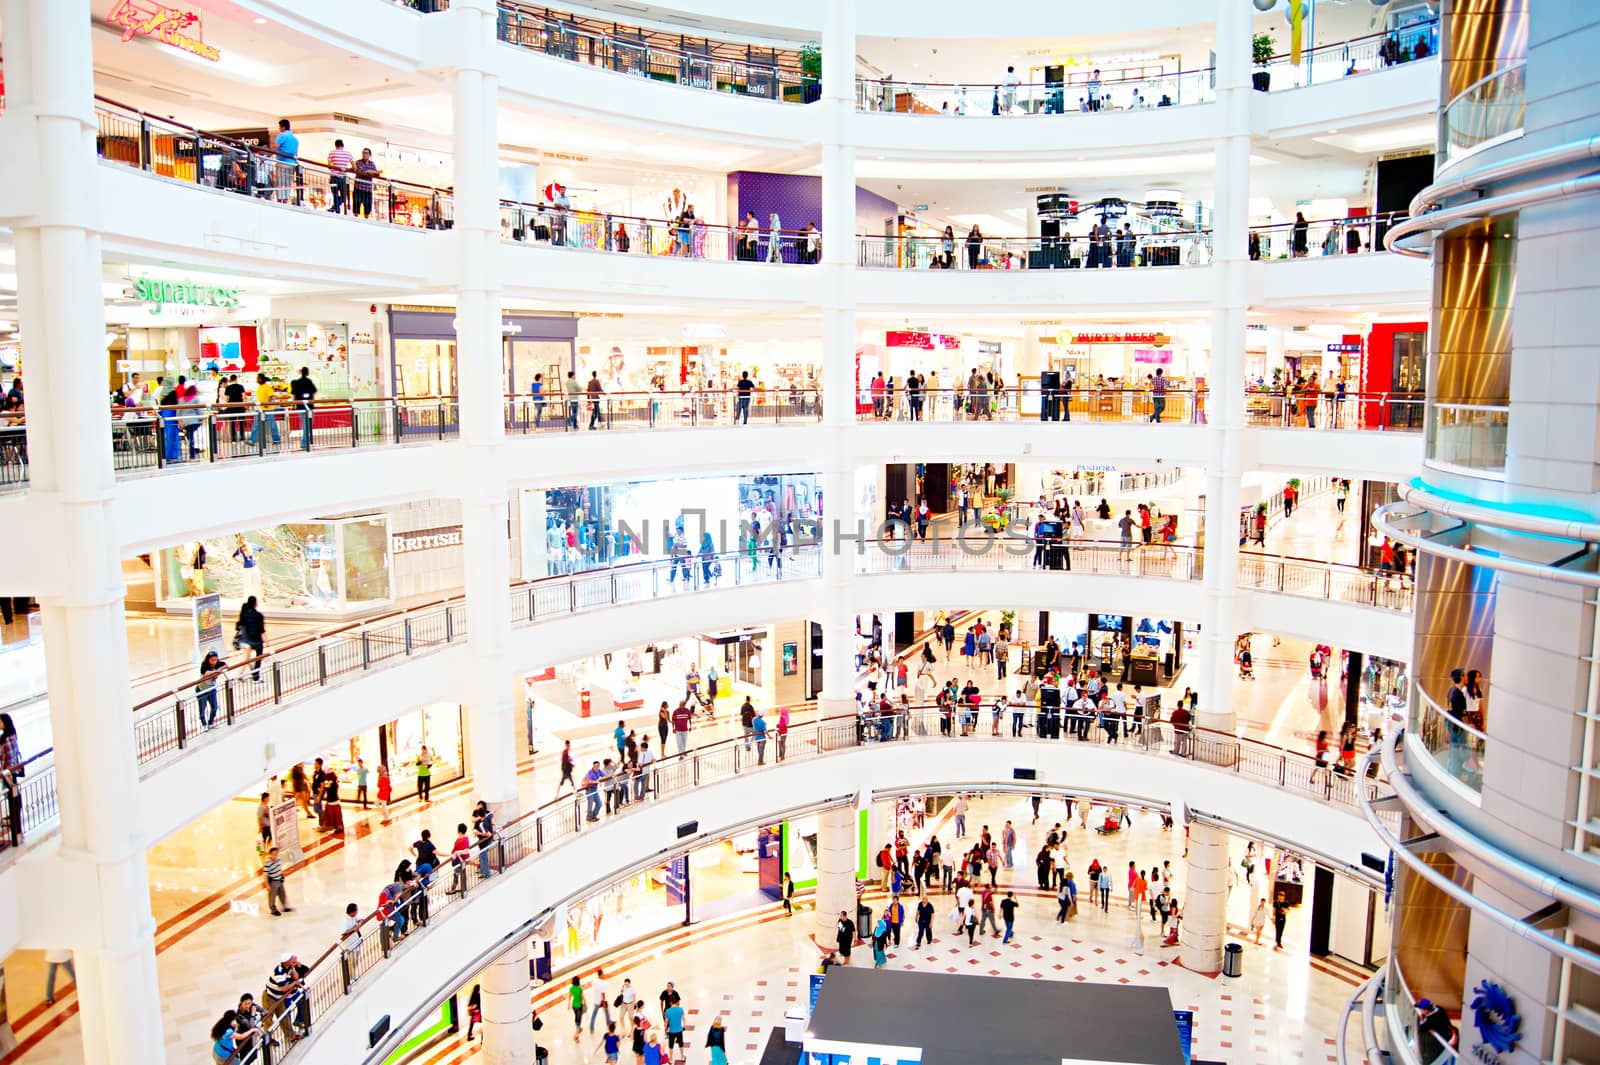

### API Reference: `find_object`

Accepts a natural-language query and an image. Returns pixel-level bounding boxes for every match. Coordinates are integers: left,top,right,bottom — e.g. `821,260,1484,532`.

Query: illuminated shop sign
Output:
133,276,243,309
1069,331,1170,345
106,0,221,62
886,331,961,349
391,525,463,555
1326,342,1362,353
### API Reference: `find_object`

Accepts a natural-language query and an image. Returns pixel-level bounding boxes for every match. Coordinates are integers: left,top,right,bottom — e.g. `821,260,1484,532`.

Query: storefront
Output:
386,309,577,399
1086,613,1185,686
517,473,820,580
155,515,393,618
106,268,274,400
249,704,464,808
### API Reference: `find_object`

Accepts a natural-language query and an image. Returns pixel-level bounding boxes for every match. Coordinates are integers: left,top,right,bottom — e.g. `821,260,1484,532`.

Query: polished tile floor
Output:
443,795,1368,1065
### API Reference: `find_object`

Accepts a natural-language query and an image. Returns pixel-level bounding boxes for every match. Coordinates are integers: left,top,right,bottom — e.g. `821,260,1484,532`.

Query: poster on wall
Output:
270,800,304,865
782,641,798,675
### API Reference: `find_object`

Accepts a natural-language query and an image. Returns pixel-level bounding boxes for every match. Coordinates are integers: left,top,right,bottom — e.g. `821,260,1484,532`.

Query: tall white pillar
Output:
1195,0,1252,734
1179,821,1230,974
817,0,859,720
0,1,164,1061
814,804,859,946
479,941,534,1065
451,0,519,826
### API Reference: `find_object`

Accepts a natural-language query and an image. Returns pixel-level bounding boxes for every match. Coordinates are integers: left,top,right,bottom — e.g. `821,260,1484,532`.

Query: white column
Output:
814,804,858,945
1179,821,1230,973
0,1,164,1061
451,0,519,827
817,0,859,720
479,941,534,1065
1195,0,1252,734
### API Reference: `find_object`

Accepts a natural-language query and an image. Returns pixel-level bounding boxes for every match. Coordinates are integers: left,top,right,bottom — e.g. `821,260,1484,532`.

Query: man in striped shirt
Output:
262,846,292,916
327,139,353,214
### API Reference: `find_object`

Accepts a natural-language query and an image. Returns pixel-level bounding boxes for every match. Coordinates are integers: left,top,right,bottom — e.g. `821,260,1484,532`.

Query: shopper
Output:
273,118,300,204
43,948,74,1006
415,746,434,803
376,762,392,823
705,1016,729,1065
326,138,353,213
775,704,789,761
588,969,611,1033
261,846,291,916
1272,891,1291,949
564,371,582,429
586,371,604,430
568,977,585,1038
236,595,265,681
289,367,317,451
735,371,754,424
194,649,226,730
352,148,381,218
1416,998,1459,1065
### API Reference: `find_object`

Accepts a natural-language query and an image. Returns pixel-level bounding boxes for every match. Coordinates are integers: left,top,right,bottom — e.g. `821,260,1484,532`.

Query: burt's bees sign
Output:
107,0,221,63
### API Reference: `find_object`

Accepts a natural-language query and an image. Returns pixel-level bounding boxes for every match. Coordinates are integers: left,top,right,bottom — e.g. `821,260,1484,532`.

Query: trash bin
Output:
579,687,592,717
1223,942,1243,977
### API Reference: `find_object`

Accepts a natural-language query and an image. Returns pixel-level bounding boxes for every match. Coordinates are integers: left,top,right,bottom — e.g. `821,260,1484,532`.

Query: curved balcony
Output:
93,96,452,230
1257,22,1438,93
1440,62,1527,171
108,540,1409,786
855,67,1214,118
254,716,1394,1065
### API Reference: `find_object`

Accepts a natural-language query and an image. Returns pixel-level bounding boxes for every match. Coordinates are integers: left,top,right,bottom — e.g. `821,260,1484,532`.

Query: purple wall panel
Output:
727,172,897,264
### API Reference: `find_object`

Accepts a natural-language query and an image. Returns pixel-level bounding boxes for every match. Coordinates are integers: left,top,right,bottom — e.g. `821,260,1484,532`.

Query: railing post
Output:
340,952,353,994
362,631,372,668
404,618,414,655
224,680,235,726
317,646,327,686
568,581,577,615
1278,756,1286,786
693,754,700,787
611,570,619,605
174,702,187,750
536,816,544,851
139,118,152,170
271,660,282,704
445,607,454,643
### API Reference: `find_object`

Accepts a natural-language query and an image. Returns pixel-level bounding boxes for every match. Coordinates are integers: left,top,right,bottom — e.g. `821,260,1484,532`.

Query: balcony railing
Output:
88,538,1408,779
856,231,1211,271
249,709,1390,1065
509,545,821,624
855,66,1216,116
93,96,454,228
1412,687,1486,794
1247,212,1410,260
855,386,1204,425
1259,19,1439,90
495,4,816,102
858,535,1203,582
499,202,819,264
1237,552,1414,613
130,599,470,771
1440,61,1527,168
502,388,821,432
1245,389,1424,432
1426,402,1510,473
0,398,461,493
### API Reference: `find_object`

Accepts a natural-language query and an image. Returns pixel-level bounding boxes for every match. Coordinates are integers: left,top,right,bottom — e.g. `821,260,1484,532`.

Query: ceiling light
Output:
253,16,268,23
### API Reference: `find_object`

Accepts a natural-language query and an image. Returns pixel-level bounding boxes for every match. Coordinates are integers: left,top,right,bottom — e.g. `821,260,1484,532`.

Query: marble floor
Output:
428,795,1369,1065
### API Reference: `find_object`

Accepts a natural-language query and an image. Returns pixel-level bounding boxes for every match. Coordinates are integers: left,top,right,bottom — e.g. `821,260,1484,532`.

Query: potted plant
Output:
799,41,822,103
1252,32,1275,91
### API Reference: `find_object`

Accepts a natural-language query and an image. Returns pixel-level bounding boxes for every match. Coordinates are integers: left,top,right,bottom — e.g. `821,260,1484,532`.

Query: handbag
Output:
613,994,623,1007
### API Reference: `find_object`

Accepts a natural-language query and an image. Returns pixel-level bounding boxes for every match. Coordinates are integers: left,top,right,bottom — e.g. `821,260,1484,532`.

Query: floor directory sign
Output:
1173,1009,1194,1064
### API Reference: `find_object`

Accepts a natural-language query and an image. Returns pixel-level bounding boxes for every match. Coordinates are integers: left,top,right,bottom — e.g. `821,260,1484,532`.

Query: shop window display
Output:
155,516,393,617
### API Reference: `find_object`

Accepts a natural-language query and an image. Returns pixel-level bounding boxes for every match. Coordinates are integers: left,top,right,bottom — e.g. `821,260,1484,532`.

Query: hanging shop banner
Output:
1069,331,1170,345
192,592,224,665
1326,342,1362,354
107,0,221,62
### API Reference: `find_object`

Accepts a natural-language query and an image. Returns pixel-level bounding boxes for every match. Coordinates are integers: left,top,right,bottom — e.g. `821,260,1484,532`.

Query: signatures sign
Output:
1469,980,1520,1062
107,0,221,62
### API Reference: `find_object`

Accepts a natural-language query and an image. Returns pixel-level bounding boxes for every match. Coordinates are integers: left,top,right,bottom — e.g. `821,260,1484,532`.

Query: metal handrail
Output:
93,95,454,225
260,708,1391,1065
